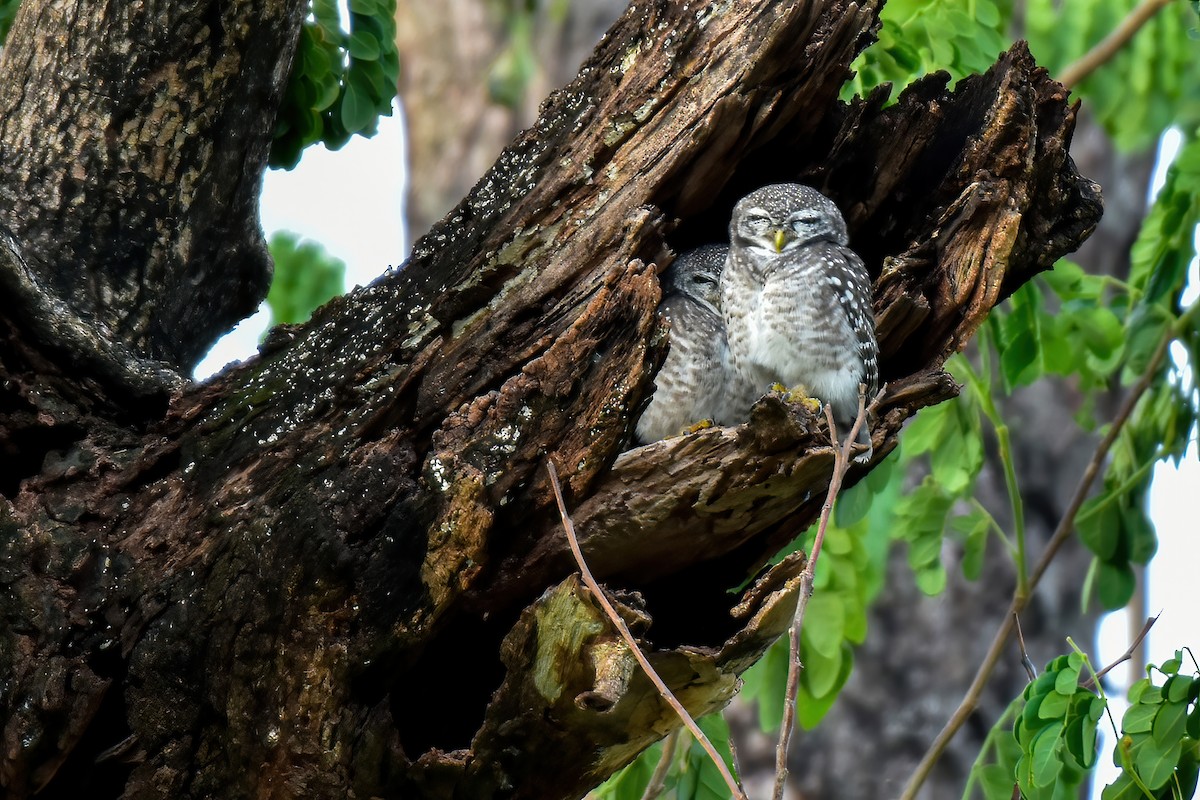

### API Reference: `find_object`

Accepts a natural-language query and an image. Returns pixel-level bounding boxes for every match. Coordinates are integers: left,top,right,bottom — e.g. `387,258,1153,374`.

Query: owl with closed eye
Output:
636,244,730,444
720,184,878,461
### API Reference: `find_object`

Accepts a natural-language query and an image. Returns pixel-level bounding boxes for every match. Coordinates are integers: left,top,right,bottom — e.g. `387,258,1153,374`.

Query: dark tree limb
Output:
0,0,304,371
0,1,1100,798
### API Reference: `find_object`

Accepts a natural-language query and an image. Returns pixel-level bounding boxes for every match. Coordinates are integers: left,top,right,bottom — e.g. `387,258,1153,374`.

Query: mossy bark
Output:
0,1,1099,799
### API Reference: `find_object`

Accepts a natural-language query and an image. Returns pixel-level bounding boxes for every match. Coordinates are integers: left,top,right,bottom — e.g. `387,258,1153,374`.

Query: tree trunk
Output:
0,2,1100,799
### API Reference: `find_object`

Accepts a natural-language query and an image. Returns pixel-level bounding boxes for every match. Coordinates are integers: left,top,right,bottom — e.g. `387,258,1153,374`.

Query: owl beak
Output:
773,229,787,253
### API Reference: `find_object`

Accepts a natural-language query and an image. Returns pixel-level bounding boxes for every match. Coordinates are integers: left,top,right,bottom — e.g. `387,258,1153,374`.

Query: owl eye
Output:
790,215,822,233
744,214,771,231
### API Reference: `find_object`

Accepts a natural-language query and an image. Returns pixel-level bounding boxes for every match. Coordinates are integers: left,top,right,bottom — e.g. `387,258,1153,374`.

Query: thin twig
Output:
899,328,1174,800
1083,614,1160,690
1013,613,1037,682
546,462,747,800
771,386,878,800
1058,0,1176,87
639,729,680,800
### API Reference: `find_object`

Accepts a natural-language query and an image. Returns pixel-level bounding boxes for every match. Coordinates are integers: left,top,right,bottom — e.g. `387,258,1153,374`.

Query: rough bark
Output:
0,0,303,373
0,2,1100,800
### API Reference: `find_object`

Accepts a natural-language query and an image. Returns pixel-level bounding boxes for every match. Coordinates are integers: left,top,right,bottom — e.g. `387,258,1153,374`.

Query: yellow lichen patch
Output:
532,582,605,703
418,467,492,623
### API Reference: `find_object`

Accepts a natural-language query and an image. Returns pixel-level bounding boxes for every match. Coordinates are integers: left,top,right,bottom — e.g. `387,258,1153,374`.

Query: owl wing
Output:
828,243,878,397
635,294,727,443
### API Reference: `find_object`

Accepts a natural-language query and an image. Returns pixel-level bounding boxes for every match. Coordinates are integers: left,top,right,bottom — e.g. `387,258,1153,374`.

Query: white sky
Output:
194,97,1196,792
192,101,407,380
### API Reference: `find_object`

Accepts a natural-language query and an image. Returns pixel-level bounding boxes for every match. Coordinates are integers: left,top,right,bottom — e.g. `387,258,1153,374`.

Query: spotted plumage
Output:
720,184,878,461
636,244,730,444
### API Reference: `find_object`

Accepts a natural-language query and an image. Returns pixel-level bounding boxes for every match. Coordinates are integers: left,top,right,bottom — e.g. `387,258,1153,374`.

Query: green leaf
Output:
1030,722,1065,787
1134,737,1182,790
976,763,1017,799
1037,690,1070,721
834,479,872,527
740,637,788,733
347,30,380,61
955,509,990,581
1122,703,1159,735
797,642,854,728
914,562,947,595
590,742,660,800
1053,663,1080,696
900,402,950,456
339,75,374,133
1095,560,1136,610
1077,496,1120,560
1101,772,1141,800
801,637,845,698
801,593,845,658
266,232,347,326
1162,673,1187,697
1151,701,1187,745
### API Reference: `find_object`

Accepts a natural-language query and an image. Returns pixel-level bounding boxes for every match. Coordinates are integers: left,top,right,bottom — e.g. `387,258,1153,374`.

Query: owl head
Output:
730,184,849,255
662,244,726,311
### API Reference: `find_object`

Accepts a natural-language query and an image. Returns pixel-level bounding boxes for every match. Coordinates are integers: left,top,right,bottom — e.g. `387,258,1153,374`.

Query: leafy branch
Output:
899,323,1176,800
1058,0,1178,87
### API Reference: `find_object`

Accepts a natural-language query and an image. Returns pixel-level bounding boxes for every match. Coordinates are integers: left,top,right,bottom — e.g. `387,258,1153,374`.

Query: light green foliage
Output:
967,650,1200,799
489,6,536,108
1026,0,1200,151
738,453,898,733
486,0,572,108
266,232,346,326
1012,653,1106,799
1104,651,1200,799
842,0,1011,100
964,698,1025,799
271,0,400,169
0,0,18,43
588,715,738,800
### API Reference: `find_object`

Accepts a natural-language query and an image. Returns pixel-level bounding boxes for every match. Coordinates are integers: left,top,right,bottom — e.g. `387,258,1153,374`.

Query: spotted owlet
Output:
636,244,730,444
721,184,878,461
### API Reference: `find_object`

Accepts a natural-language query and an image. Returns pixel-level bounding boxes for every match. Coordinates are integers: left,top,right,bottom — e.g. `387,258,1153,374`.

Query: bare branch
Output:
900,327,1174,800
1084,614,1160,690
771,386,878,800
1013,613,1037,682
547,462,747,800
1058,0,1176,87
639,730,680,800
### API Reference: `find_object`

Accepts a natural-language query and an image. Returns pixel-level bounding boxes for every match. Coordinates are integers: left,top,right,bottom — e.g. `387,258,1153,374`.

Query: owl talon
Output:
682,419,714,435
850,443,873,464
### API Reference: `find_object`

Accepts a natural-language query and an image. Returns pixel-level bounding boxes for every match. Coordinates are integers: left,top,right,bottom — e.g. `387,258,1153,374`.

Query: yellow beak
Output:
773,229,787,253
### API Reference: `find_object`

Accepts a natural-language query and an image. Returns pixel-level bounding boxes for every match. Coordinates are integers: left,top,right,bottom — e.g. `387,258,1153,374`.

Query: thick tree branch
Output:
0,0,305,370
